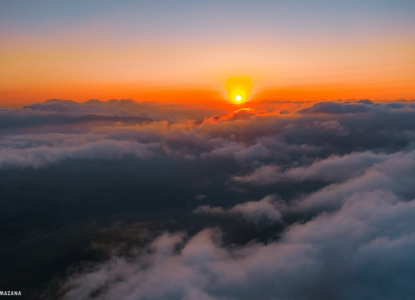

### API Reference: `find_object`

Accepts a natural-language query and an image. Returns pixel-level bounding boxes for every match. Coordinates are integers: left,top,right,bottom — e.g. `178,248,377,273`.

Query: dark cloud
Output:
194,195,283,224
1,100,415,169
298,101,375,114
298,100,415,116
63,189,415,300
26,99,228,122
357,99,374,105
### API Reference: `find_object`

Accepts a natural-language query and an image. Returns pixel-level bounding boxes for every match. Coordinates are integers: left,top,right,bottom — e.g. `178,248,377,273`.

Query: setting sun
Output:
226,77,253,104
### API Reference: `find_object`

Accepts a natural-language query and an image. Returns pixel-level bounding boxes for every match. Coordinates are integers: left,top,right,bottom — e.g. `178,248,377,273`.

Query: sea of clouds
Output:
2,99,415,299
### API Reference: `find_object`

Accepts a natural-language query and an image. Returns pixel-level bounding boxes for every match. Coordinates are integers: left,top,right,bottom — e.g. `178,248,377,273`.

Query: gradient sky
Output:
1,0,415,106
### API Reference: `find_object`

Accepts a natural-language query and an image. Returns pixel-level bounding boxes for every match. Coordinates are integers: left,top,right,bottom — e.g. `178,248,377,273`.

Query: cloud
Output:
297,100,415,115
232,151,391,185
298,101,375,114
194,195,283,224
1,99,415,169
26,99,228,122
2,99,415,298
200,141,272,162
293,150,415,212
232,165,282,185
314,120,343,130
313,120,349,136
233,148,415,214
63,188,415,300
0,137,156,168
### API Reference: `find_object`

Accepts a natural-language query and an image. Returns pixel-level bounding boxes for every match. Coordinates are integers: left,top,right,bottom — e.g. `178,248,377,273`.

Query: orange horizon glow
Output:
1,29,414,108
1,80,414,109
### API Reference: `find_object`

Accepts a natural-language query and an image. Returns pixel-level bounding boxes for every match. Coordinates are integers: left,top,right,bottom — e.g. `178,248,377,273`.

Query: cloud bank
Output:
1,99,415,299
1,99,414,170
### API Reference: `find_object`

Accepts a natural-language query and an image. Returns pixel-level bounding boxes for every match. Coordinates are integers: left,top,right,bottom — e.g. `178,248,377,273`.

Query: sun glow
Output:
226,77,253,104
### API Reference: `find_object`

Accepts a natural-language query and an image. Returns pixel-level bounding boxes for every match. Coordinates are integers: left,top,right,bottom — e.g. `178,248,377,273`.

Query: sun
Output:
225,77,253,104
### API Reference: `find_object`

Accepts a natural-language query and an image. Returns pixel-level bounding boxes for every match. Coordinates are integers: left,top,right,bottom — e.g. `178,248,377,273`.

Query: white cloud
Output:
232,151,397,185
194,195,283,224
63,189,415,300
0,139,156,168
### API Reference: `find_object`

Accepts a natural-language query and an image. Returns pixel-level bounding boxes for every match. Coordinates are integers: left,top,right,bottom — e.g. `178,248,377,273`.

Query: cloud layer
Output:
2,99,415,170
1,99,415,299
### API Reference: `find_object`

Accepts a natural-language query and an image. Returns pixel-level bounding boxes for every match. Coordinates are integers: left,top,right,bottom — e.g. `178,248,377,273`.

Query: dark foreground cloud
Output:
63,189,415,300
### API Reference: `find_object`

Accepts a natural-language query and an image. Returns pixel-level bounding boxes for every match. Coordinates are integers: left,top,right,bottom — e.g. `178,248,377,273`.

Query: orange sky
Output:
1,36,414,108
1,1,415,108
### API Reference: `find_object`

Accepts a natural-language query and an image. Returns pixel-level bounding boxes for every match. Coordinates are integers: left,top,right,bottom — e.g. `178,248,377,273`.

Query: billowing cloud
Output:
0,138,156,168
232,151,391,185
62,188,415,300
194,195,283,224
232,149,415,214
1,99,414,170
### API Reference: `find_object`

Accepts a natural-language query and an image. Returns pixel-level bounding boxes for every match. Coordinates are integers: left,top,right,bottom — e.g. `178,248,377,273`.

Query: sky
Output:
1,0,415,107
2,2,415,299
